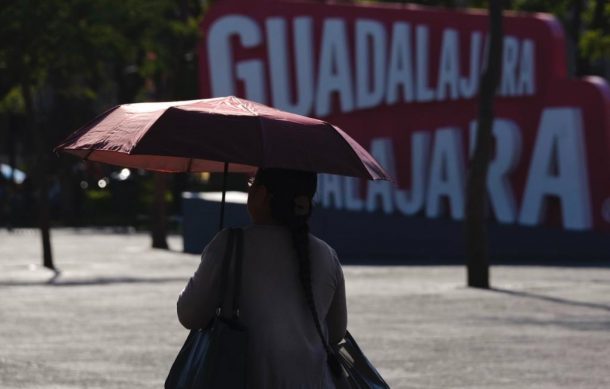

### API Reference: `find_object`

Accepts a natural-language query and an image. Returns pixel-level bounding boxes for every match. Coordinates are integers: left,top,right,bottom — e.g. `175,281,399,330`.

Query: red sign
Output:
199,0,610,232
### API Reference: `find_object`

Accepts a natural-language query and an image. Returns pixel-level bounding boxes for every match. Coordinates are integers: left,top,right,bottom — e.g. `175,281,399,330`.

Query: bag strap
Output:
313,314,343,377
217,228,236,316
307,281,343,377
216,228,245,319
231,228,244,318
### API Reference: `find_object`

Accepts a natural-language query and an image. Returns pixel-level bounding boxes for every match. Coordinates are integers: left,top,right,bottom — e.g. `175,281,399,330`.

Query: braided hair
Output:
255,169,340,372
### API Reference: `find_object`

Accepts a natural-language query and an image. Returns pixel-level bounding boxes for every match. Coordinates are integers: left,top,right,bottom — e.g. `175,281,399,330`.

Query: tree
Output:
0,0,203,265
0,0,105,270
377,0,610,287
465,0,504,289
580,0,610,76
132,1,203,249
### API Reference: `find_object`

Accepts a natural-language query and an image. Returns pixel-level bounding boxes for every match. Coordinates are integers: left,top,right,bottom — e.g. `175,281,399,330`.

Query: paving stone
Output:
1,229,609,388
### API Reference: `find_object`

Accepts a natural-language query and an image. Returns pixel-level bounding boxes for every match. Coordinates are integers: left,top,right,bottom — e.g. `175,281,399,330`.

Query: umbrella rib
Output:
83,149,94,161
258,116,266,168
233,97,259,116
326,123,389,181
56,96,390,180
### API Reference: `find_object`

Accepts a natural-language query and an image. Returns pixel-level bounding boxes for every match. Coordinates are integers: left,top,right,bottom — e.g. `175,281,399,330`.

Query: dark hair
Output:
254,168,329,345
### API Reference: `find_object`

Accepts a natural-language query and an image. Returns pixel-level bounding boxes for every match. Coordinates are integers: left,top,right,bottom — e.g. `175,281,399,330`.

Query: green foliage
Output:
579,1,610,62
0,0,203,142
0,87,25,114
1,0,608,229
581,29,610,60
510,0,569,14
374,0,473,8
373,0,609,78
0,0,204,228
0,0,203,125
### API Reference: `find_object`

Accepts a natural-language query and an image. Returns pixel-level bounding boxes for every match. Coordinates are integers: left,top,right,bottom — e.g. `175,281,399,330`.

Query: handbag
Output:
308,282,390,388
331,331,390,389
165,228,247,389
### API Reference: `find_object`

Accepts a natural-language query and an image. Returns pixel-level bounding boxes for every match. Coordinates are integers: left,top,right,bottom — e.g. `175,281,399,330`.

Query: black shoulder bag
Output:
309,284,390,388
165,228,247,389
331,330,390,389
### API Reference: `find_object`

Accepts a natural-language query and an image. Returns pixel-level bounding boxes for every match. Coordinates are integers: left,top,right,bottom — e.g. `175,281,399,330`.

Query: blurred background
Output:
1,0,609,268
0,0,249,246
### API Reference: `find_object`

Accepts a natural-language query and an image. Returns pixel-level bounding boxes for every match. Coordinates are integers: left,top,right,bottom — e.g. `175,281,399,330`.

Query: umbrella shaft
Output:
219,162,229,231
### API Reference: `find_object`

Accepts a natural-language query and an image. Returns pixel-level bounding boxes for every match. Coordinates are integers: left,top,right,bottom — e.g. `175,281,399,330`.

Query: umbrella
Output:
55,96,392,228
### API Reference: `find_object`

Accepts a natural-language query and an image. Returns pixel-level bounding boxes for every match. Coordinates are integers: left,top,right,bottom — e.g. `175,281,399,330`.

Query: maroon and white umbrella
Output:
55,96,392,227
56,96,389,179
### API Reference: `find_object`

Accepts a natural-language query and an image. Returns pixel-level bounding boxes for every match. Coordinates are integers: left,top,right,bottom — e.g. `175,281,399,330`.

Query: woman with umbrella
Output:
177,167,346,387
56,96,391,388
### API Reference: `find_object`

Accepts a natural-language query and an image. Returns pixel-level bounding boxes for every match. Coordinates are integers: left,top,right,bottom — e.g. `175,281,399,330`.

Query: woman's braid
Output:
258,169,337,362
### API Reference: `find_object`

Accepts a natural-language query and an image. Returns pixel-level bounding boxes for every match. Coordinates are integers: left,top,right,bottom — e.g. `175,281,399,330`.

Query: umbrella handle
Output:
218,162,229,231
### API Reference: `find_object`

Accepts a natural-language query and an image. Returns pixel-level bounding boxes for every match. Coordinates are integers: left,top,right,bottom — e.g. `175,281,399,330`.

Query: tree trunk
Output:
6,115,17,231
465,0,503,289
592,0,606,29
571,0,587,76
7,116,17,185
21,82,56,270
151,172,169,249
39,172,54,269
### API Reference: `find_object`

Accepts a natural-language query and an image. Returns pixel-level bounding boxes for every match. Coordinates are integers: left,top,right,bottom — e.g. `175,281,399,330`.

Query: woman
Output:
177,168,347,388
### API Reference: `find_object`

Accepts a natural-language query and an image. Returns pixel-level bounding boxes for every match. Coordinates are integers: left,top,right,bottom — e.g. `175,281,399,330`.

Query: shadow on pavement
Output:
337,258,610,267
490,287,610,312
0,276,187,287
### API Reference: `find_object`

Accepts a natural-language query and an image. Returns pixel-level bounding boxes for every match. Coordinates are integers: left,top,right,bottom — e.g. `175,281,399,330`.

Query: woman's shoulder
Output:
308,234,344,284
308,233,340,261
200,227,233,257
210,227,232,244
308,233,331,249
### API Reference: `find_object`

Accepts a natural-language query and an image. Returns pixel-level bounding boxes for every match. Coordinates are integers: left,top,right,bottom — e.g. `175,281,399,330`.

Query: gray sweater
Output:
177,224,347,388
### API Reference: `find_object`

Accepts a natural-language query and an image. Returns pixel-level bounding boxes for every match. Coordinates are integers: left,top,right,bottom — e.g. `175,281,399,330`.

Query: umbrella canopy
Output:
55,96,391,181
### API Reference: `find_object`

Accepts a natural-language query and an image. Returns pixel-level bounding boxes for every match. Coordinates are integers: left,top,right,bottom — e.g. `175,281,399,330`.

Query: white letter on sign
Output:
266,17,314,115
426,128,466,219
319,174,344,209
500,36,519,96
517,39,535,96
386,22,415,104
395,132,431,215
519,108,591,230
356,20,387,109
366,138,396,214
208,15,266,102
436,28,460,100
459,31,483,99
315,19,354,117
469,119,522,223
415,25,435,103
344,177,364,211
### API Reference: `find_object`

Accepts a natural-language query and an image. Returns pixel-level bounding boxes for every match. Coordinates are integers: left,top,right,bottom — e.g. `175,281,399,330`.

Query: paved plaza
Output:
1,229,609,388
